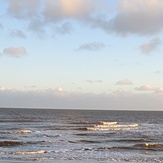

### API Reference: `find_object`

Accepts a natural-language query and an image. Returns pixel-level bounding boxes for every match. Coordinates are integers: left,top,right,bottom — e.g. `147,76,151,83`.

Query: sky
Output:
0,0,163,110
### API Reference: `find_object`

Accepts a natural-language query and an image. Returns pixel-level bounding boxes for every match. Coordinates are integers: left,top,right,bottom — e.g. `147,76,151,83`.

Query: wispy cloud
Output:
55,22,73,35
135,84,155,91
156,87,163,93
140,38,161,54
115,79,133,85
2,47,27,57
155,70,163,74
85,80,103,83
0,24,3,29
10,29,26,39
76,42,106,51
135,85,163,94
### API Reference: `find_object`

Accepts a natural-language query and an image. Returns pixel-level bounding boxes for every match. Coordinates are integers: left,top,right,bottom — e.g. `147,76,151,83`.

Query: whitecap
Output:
14,150,46,155
135,143,163,148
97,121,118,125
86,123,139,131
15,130,32,134
86,127,137,131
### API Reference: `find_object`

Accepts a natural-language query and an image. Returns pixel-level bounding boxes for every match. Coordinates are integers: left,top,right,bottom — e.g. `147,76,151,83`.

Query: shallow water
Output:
0,108,162,162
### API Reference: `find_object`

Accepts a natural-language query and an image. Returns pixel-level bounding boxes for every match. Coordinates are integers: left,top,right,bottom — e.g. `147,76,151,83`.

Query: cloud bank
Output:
0,88,163,110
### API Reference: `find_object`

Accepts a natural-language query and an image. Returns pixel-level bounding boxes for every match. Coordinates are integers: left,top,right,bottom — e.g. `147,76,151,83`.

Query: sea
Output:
0,108,162,163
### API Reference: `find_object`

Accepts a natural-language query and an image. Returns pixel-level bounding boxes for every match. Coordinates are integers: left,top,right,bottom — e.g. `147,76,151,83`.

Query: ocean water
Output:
0,108,162,163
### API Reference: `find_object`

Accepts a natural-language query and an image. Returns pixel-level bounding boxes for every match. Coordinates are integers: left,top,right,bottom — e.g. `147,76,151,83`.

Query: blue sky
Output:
0,0,163,110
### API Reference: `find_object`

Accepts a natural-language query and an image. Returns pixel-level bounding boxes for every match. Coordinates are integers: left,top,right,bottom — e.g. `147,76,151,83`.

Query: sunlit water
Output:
0,108,163,163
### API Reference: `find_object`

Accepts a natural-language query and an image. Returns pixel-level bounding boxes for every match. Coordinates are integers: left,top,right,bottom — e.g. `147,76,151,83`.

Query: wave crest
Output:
97,121,117,125
78,121,139,131
134,143,163,148
15,130,32,134
14,150,46,155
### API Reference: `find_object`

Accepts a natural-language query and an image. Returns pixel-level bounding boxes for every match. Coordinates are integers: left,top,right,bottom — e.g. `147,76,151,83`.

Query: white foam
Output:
14,150,45,155
97,121,118,125
94,123,138,128
15,130,32,134
86,123,139,131
86,127,137,131
144,143,163,147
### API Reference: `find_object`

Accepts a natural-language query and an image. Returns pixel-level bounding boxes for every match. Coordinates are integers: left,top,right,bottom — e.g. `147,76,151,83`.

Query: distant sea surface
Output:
0,108,163,163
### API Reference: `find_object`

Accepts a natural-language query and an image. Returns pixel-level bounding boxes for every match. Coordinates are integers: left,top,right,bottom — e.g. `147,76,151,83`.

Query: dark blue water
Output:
0,108,162,162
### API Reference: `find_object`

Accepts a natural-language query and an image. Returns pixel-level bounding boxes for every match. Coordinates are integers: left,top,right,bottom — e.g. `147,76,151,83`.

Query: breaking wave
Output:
13,150,46,155
78,121,139,131
134,143,163,150
80,142,163,152
96,121,118,125
14,130,32,134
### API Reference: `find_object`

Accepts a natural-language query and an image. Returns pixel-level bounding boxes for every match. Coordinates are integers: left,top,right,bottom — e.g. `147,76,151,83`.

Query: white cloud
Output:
54,87,64,92
135,84,155,91
155,87,163,93
140,38,161,54
135,85,163,94
0,87,10,91
3,47,27,57
115,79,133,85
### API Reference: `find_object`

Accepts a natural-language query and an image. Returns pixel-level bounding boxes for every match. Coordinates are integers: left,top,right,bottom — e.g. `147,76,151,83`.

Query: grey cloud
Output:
85,80,103,83
93,0,163,36
4,0,101,35
5,0,163,36
0,24,3,29
76,42,106,51
55,22,73,35
0,89,163,110
10,29,26,39
3,47,27,57
155,70,163,74
7,0,44,36
43,0,95,21
140,38,161,54
28,18,46,35
7,0,40,19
